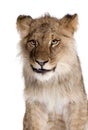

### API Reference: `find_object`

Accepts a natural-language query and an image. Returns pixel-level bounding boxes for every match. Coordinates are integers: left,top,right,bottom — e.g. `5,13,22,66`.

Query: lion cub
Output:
16,14,88,130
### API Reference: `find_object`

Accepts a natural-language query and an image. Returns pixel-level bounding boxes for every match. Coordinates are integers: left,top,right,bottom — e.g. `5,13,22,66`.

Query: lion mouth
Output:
31,65,55,74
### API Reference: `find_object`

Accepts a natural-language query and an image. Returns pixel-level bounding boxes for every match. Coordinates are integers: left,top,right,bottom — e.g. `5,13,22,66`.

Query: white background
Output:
0,0,88,130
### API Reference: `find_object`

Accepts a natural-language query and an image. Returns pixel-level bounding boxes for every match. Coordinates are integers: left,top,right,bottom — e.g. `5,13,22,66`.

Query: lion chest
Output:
25,85,69,115
39,92,69,114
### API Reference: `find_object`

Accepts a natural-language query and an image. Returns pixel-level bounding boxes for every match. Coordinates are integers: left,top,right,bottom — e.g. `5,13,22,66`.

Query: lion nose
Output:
35,60,48,67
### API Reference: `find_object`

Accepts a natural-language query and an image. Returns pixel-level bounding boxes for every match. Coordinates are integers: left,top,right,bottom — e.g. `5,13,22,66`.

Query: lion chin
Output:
30,65,56,81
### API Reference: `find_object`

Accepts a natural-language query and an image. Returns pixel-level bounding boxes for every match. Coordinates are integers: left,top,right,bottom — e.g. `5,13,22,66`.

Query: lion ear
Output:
16,15,32,38
60,14,78,34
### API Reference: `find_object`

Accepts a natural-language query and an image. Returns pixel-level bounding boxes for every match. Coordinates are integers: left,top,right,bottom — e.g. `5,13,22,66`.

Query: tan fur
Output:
16,14,88,130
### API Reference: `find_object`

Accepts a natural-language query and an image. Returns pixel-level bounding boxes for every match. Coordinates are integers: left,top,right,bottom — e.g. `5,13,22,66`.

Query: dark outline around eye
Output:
27,40,38,47
51,39,61,47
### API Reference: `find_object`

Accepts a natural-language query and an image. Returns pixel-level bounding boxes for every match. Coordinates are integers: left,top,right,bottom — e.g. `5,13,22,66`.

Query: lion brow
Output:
62,34,71,38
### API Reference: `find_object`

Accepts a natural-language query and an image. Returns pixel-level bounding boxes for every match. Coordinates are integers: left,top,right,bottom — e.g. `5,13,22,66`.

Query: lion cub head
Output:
17,14,78,81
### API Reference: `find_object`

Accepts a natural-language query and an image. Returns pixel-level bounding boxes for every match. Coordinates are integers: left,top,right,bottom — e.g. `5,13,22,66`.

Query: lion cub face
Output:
17,14,78,81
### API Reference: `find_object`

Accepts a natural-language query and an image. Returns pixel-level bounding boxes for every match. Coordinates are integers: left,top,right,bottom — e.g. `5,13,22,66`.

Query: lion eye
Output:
51,39,60,47
27,40,38,47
